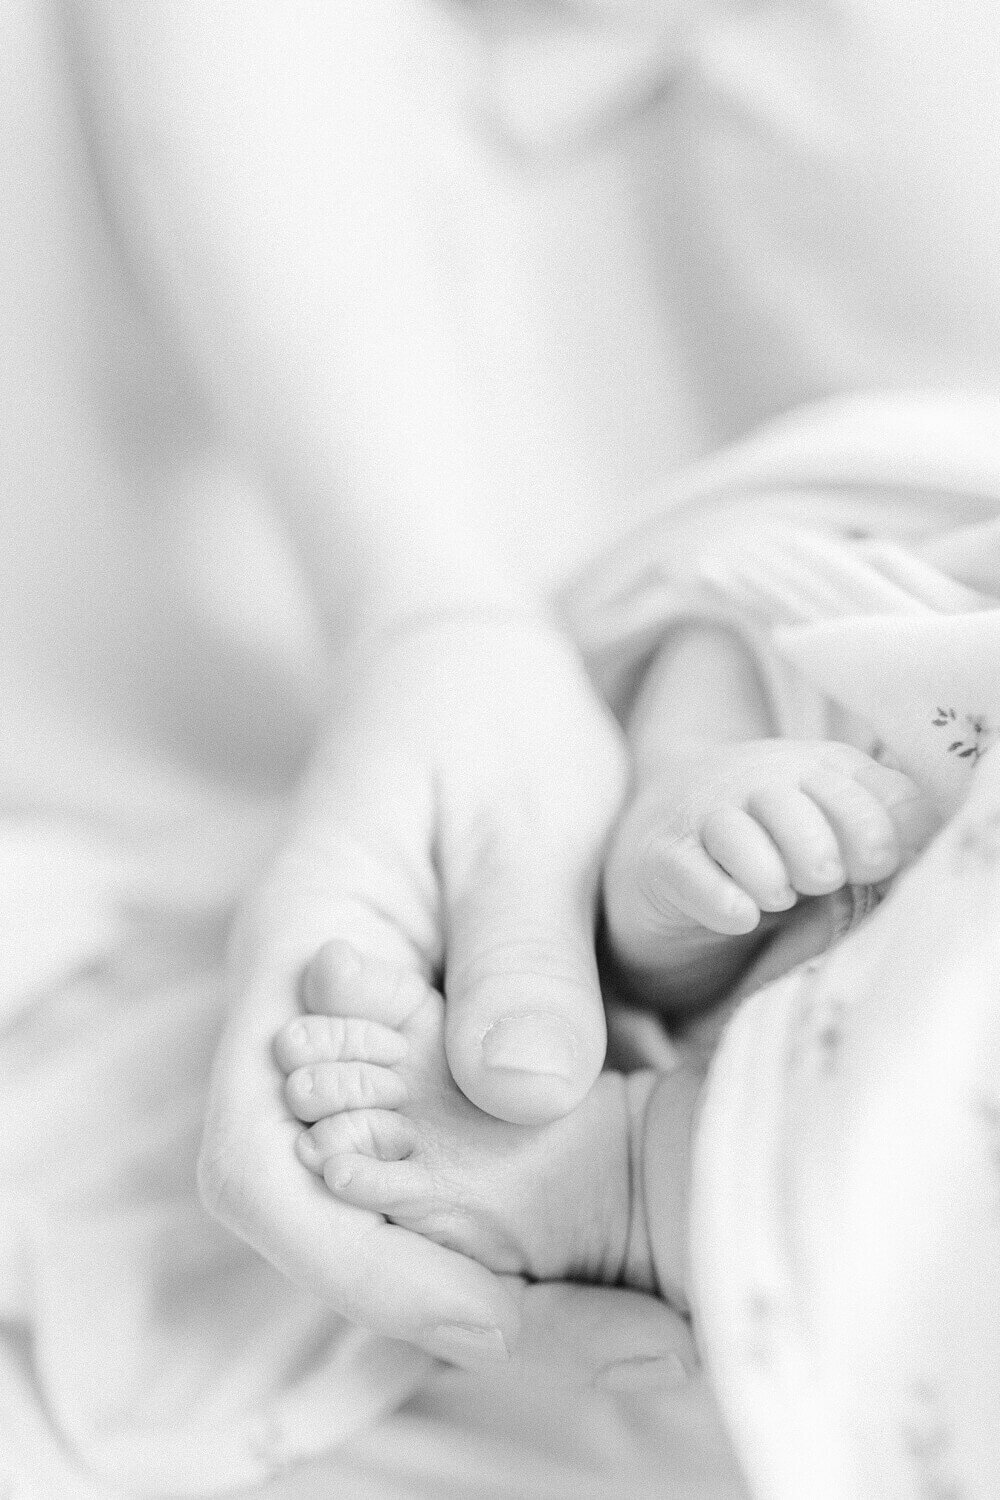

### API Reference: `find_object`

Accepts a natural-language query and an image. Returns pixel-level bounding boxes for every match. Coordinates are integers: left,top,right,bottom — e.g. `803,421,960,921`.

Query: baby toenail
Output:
328,1160,354,1192
601,1352,690,1393
423,1323,509,1367
481,1014,578,1078
297,1070,314,1096
816,858,843,883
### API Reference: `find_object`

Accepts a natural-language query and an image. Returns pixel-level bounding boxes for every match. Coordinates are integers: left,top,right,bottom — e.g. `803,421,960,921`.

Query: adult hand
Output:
509,1281,699,1392
199,613,627,1365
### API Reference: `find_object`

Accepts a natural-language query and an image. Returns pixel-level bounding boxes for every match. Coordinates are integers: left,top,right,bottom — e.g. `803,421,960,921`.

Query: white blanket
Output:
562,392,1000,816
563,390,1000,1497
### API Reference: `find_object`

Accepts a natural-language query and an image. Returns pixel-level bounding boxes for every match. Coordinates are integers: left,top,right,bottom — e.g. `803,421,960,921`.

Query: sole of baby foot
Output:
281,944,651,1287
603,912,781,1016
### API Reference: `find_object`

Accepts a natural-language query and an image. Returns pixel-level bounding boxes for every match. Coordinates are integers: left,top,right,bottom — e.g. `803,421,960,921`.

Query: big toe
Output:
445,972,606,1125
302,940,431,1028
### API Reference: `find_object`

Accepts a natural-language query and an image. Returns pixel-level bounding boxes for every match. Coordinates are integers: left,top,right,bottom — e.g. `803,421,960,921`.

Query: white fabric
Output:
0,812,751,1499
8,0,1000,826
562,392,1000,814
0,810,434,1495
691,752,1000,1500
561,389,1000,1498
463,0,1000,505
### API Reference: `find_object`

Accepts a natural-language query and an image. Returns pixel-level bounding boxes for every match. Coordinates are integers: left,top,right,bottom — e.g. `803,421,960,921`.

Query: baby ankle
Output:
619,1070,661,1295
634,1065,705,1315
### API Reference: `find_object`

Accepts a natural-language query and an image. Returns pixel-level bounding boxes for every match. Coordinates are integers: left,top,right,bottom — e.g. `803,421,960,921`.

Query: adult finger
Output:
509,1280,699,1392
433,645,627,1126
440,831,612,1126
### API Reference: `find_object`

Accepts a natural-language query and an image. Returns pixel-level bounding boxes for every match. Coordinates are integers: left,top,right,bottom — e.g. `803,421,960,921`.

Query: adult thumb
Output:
440,831,610,1125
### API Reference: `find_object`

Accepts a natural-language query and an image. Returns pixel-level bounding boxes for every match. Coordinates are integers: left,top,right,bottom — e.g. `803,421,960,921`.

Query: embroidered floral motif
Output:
932,707,993,764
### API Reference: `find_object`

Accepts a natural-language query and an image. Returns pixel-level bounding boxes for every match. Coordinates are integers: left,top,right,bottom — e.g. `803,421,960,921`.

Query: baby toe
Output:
298,1108,416,1173
302,941,432,1028
322,1154,432,1215
748,784,844,895
274,1014,408,1074
804,773,899,882
285,1062,408,1122
700,808,792,920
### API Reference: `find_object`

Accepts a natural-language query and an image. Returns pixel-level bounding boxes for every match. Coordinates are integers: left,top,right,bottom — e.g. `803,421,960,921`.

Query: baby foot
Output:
604,738,935,1008
274,940,658,1287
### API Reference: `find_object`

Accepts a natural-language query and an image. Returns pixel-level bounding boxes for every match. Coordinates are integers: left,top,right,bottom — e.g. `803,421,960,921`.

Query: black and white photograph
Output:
2,3,998,1496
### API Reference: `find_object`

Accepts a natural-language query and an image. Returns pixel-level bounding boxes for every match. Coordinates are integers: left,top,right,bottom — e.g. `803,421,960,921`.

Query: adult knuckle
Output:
450,930,592,994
